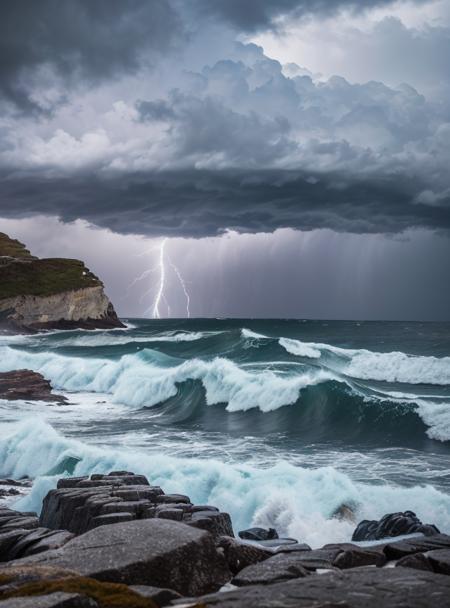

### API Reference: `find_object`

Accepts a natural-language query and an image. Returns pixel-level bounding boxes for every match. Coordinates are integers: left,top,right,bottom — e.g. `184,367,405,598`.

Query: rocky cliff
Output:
0,232,124,332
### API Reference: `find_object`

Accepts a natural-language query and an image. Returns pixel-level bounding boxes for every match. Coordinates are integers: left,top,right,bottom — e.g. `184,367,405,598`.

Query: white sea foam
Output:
241,328,268,340
60,331,213,347
278,337,450,386
279,337,321,359
0,346,332,412
1,418,450,548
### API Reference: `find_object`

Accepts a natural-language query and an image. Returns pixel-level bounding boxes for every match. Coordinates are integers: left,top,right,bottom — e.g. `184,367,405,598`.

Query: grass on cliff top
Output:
0,232,34,258
0,258,102,300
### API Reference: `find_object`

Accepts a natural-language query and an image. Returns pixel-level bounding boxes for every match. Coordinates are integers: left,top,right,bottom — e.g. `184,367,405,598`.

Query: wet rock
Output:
15,519,231,596
217,536,273,574
384,533,450,560
0,370,67,404
8,529,75,560
188,511,234,538
426,549,450,575
130,585,182,606
0,530,29,561
42,473,233,538
396,552,435,571
323,543,386,569
238,528,278,541
352,511,440,542
179,567,450,607
232,552,311,586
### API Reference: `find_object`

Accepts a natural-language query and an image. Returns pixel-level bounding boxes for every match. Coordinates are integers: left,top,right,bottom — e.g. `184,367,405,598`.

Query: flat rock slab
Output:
182,566,450,608
14,519,231,596
232,552,311,586
398,549,450,575
384,533,450,559
0,593,96,607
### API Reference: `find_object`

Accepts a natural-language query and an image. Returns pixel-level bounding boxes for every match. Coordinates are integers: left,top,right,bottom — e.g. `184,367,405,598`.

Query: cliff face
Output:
0,232,124,332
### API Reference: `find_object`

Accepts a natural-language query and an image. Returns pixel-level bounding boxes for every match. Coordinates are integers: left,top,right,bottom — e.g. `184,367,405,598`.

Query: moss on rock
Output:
0,575,158,608
0,233,34,259
0,257,102,300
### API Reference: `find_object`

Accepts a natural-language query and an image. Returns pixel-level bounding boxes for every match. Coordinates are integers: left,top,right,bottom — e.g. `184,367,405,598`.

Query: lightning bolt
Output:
152,237,167,319
168,256,191,318
127,237,192,318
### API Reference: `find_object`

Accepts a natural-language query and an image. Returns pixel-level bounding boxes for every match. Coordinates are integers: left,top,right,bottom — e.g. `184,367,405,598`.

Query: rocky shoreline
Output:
1,471,450,607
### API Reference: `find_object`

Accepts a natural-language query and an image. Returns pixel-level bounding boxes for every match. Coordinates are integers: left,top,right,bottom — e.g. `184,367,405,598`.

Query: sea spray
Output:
2,418,450,548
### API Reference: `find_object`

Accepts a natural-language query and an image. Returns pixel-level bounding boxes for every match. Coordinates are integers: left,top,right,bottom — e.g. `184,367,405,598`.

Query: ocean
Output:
1,318,450,548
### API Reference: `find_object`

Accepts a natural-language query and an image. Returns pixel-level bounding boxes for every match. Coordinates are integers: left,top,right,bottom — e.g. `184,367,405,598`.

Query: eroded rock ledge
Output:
0,232,124,332
1,471,450,607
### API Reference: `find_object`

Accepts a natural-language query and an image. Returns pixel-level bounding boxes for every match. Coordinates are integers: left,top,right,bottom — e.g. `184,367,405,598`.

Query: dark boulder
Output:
384,533,450,560
41,473,234,539
15,519,231,596
352,511,440,542
217,536,272,574
231,552,311,586
178,567,450,608
238,528,278,541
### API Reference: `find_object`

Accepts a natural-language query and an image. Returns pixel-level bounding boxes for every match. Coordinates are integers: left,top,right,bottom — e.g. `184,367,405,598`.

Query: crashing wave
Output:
1,418,450,548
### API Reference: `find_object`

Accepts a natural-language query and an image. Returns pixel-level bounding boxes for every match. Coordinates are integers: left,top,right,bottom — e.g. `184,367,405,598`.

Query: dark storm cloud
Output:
0,0,180,113
0,168,447,238
190,0,426,31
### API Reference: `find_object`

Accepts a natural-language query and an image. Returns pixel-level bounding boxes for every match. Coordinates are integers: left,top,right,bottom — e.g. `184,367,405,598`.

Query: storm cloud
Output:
0,0,448,240
0,0,180,113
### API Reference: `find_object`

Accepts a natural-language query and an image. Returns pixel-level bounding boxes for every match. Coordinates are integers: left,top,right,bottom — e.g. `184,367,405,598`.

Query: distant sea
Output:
1,319,450,547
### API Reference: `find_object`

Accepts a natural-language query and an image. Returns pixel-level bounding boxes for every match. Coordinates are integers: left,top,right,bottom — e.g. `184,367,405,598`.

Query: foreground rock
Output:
14,519,231,596
352,510,440,541
40,472,234,538
177,567,450,607
3,472,450,607
0,565,160,607
0,370,67,404
0,507,74,562
0,232,123,332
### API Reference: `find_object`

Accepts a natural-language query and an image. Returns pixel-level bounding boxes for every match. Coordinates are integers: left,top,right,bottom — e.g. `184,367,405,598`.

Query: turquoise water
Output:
1,319,450,547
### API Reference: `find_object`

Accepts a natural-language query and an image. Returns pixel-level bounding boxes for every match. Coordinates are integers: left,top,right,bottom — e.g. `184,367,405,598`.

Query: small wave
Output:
1,419,450,548
61,330,214,347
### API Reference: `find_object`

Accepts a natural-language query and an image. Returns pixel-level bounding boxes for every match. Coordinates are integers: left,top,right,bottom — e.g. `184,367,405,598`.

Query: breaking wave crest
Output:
1,418,450,548
0,346,333,412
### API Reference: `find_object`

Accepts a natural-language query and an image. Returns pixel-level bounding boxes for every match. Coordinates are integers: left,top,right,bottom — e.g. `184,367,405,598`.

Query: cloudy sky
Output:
0,0,448,320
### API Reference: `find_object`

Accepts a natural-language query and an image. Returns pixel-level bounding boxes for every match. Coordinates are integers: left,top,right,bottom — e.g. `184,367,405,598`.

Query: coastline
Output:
1,470,450,607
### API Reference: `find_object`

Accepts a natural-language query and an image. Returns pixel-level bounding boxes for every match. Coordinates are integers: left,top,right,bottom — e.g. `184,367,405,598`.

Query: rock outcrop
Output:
14,519,231,596
352,510,440,542
0,233,123,332
177,567,450,608
2,472,450,608
39,472,234,538
0,370,66,403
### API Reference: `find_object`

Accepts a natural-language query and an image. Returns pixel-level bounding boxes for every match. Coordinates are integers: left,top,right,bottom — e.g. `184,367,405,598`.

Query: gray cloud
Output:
189,0,426,31
0,0,180,113
0,3,448,240
0,168,447,238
